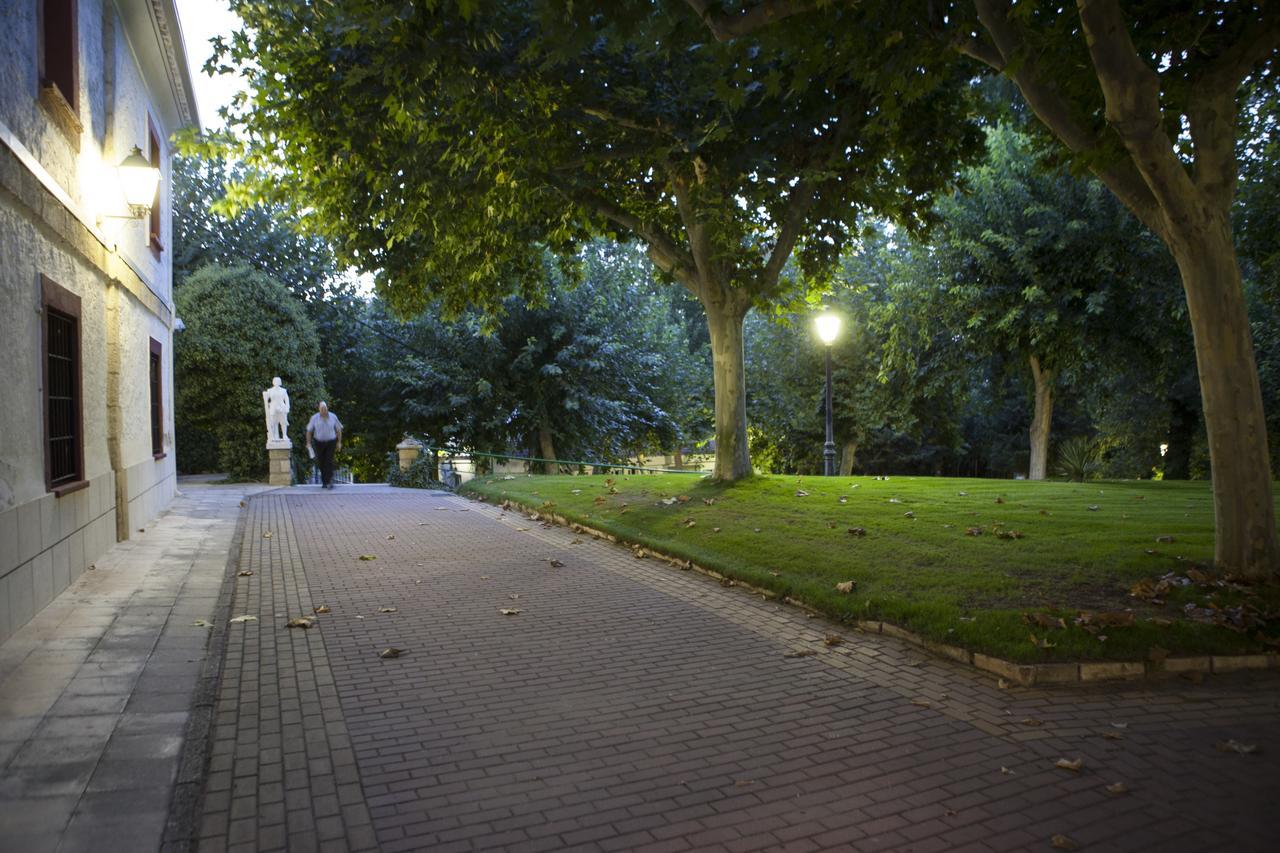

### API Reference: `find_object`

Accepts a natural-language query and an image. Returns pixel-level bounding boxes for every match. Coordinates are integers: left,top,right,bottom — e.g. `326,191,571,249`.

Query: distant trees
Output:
174,265,325,479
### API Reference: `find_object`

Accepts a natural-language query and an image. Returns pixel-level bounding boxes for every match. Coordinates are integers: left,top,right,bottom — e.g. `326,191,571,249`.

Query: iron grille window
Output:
46,308,80,486
150,339,163,456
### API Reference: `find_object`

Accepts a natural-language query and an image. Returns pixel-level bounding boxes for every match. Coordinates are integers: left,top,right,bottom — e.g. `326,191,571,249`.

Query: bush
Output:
1054,436,1102,482
387,451,448,490
175,264,326,480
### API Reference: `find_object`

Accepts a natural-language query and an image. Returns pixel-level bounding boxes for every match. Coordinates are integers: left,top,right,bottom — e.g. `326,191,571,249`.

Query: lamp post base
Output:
823,442,837,477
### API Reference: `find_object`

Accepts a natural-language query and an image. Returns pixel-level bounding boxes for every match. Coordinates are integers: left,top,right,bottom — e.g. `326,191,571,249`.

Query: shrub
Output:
387,451,448,490
1054,436,1102,482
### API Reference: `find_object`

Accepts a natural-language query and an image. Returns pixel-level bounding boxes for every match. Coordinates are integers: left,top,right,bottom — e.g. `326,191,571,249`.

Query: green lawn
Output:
460,473,1280,663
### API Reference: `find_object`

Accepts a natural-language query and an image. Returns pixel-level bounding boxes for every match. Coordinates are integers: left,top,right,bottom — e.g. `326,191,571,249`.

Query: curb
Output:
473,493,1280,687
161,493,252,852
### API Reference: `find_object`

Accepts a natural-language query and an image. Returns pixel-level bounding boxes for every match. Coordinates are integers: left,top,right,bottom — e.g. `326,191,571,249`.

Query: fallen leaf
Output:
838,496,848,504
823,634,842,646
379,648,403,659
480,575,490,580
1216,739,1259,755
997,678,1012,689
682,519,696,528
386,534,395,540
734,779,755,787
795,490,810,497
1105,782,1129,795
995,529,1024,540
434,506,448,511
1021,718,1043,726
499,608,523,616
903,511,916,519
1050,834,1077,850
713,527,722,533
702,497,716,505
313,605,331,614
835,581,856,594
286,617,314,629
1156,535,1176,544
1024,613,1066,630
508,594,520,600
958,491,968,497
1077,610,1136,628
783,649,817,658
239,500,246,507
192,619,211,627
1111,722,1128,729
262,531,274,539
358,555,377,561
1055,757,1084,772
965,527,983,536
847,527,867,537
237,570,254,577
1000,766,1015,775
888,497,902,504
1039,509,1051,515
547,558,565,568
944,808,959,816
1087,505,1100,511
911,698,932,708
677,494,691,502
379,607,398,614
228,615,257,623
769,570,780,577
1104,731,1123,741
994,496,1004,504
570,538,583,544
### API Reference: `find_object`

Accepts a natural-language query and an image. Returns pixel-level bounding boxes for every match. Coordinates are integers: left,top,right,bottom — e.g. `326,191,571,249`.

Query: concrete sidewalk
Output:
193,486,1280,853
0,480,265,853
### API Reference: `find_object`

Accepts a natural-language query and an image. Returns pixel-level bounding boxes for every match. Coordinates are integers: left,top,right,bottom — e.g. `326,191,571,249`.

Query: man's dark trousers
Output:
314,439,337,486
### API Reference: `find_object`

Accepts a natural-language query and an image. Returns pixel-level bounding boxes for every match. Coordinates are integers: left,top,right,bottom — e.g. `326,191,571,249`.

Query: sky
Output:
173,0,244,129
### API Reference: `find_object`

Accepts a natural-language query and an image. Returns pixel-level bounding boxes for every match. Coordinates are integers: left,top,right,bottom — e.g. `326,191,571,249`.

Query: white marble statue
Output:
263,377,291,445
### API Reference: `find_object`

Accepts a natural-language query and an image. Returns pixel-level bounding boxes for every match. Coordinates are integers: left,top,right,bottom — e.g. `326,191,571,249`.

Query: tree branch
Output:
1187,15,1280,205
966,0,1164,234
1076,0,1198,227
667,165,718,286
554,180,696,282
682,0,819,42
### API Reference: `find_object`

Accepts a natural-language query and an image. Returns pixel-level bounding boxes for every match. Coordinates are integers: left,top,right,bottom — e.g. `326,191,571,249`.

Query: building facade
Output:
0,0,198,642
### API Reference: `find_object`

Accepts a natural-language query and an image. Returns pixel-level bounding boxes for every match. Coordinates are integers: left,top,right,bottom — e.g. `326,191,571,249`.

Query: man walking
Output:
306,401,343,489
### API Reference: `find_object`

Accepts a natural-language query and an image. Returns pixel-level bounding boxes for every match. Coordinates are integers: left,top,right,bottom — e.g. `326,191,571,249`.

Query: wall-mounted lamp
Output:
117,146,160,217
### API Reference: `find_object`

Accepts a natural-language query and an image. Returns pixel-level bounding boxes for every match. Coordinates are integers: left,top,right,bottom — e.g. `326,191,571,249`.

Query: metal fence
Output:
418,445,708,489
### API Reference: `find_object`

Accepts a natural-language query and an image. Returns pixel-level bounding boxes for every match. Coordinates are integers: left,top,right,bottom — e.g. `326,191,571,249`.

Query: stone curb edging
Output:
161,495,252,853
470,492,1280,687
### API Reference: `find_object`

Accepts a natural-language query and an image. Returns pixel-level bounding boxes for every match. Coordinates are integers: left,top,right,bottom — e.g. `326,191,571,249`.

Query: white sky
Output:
173,0,245,129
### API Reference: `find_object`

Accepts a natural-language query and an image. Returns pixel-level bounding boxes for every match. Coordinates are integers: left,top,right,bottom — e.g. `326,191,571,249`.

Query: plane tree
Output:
681,0,1279,581
202,0,981,480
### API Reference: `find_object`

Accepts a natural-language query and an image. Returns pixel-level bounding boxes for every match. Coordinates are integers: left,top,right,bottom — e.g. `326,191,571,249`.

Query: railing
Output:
396,440,709,488
304,465,353,485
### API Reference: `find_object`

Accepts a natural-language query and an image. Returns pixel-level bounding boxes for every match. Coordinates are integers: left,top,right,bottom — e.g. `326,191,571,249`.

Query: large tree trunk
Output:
702,287,753,481
1168,218,1278,578
538,423,557,475
1028,354,1054,481
838,439,857,476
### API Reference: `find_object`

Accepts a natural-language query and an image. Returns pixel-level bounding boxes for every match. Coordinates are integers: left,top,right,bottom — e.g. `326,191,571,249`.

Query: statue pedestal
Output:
267,441,292,486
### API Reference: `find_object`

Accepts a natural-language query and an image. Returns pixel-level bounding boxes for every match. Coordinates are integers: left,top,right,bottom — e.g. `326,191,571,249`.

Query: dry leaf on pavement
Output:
228,615,257,623
386,534,395,540
1055,757,1084,772
1021,718,1043,726
546,558,565,568
783,649,817,658
379,648,403,659
286,617,314,629
499,608,523,616
379,607,398,613
262,531,273,539
313,605,331,614
1105,782,1129,795
999,766,1015,775
358,554,377,561
1050,835,1077,850
1216,739,1259,755
192,620,211,627
237,570,254,577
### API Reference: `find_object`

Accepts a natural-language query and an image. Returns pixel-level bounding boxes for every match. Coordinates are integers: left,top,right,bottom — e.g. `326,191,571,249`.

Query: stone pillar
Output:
267,440,292,487
396,437,423,471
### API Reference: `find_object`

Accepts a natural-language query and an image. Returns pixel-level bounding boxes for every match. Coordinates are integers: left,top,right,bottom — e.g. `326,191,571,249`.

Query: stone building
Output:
0,0,198,642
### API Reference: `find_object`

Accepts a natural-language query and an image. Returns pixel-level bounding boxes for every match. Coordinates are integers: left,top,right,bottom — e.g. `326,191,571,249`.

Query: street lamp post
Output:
815,312,841,476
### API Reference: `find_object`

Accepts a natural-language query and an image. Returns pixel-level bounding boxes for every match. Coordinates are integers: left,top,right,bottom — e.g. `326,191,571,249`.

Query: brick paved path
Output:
194,487,1280,852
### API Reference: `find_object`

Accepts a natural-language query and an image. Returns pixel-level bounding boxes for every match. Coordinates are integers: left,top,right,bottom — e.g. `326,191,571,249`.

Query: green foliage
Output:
1054,437,1102,483
463,473,1280,663
174,264,326,479
355,242,709,462
386,452,447,490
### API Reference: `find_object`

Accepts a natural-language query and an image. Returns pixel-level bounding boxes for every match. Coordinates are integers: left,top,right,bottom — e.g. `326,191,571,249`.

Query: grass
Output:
460,472,1280,664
